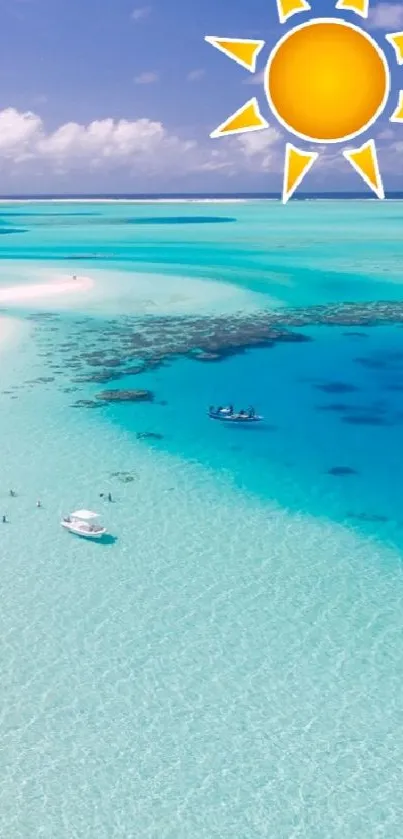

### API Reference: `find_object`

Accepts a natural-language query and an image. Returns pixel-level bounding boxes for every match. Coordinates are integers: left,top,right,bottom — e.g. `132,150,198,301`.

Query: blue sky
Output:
0,0,403,193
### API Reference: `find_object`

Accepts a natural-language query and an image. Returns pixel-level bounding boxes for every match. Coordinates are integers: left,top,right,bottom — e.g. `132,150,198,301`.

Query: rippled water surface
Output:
1,199,403,838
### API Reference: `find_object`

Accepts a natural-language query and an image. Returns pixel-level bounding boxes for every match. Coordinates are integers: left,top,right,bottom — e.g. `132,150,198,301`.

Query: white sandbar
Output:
0,275,94,303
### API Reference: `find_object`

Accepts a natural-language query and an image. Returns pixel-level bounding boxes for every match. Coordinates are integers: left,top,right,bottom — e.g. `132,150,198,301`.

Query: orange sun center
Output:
265,18,389,142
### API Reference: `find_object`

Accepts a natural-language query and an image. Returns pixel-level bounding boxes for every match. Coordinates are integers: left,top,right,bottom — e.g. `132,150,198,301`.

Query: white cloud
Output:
187,69,205,82
313,148,346,172
310,134,403,179
7,105,403,187
367,2,403,29
37,117,178,170
377,126,395,140
235,127,283,170
388,139,403,152
0,108,42,162
134,71,159,84
131,6,151,21
243,70,265,86
377,137,403,172
0,106,284,178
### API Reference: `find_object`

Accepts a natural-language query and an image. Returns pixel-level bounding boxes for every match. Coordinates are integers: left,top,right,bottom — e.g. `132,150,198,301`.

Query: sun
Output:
205,0,403,203
266,19,389,143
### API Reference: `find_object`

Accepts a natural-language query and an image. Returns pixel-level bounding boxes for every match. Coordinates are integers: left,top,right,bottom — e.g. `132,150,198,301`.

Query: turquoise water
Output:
1,200,403,837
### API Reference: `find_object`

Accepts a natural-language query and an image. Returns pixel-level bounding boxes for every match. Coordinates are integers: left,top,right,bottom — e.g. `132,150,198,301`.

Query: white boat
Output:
61,509,107,540
208,408,263,423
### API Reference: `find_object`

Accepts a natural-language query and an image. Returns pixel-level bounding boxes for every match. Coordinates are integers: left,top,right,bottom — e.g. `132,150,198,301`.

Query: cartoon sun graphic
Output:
205,0,403,203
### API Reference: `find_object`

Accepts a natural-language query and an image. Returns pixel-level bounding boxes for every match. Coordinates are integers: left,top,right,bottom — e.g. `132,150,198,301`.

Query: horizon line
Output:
0,191,403,200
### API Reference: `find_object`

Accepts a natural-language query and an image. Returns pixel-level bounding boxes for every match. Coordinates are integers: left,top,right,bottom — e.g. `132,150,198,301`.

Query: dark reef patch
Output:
384,383,403,392
317,403,352,412
192,351,224,362
1,212,98,218
96,389,154,403
29,299,403,406
321,401,388,416
346,511,389,523
25,376,55,385
327,466,358,476
315,382,359,394
342,415,390,426
109,471,137,483
83,354,122,368
71,399,104,409
76,365,145,384
270,330,312,344
0,227,27,235
62,255,104,260
122,216,236,225
26,312,59,321
354,356,388,370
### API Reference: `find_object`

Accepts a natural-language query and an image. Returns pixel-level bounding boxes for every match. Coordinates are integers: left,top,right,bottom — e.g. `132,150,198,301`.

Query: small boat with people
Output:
61,509,107,540
208,405,263,423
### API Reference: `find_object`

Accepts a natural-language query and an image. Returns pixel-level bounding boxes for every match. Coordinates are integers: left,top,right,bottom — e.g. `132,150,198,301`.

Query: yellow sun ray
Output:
276,0,311,26
210,98,269,138
385,32,403,65
204,36,265,72
343,139,384,199
283,143,318,204
335,0,369,19
390,90,403,122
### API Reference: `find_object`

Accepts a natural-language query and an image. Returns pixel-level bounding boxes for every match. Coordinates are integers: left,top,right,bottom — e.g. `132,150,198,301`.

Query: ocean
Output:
1,197,403,838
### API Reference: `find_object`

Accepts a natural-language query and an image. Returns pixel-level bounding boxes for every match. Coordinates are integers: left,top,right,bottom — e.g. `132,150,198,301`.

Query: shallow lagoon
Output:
1,199,403,838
